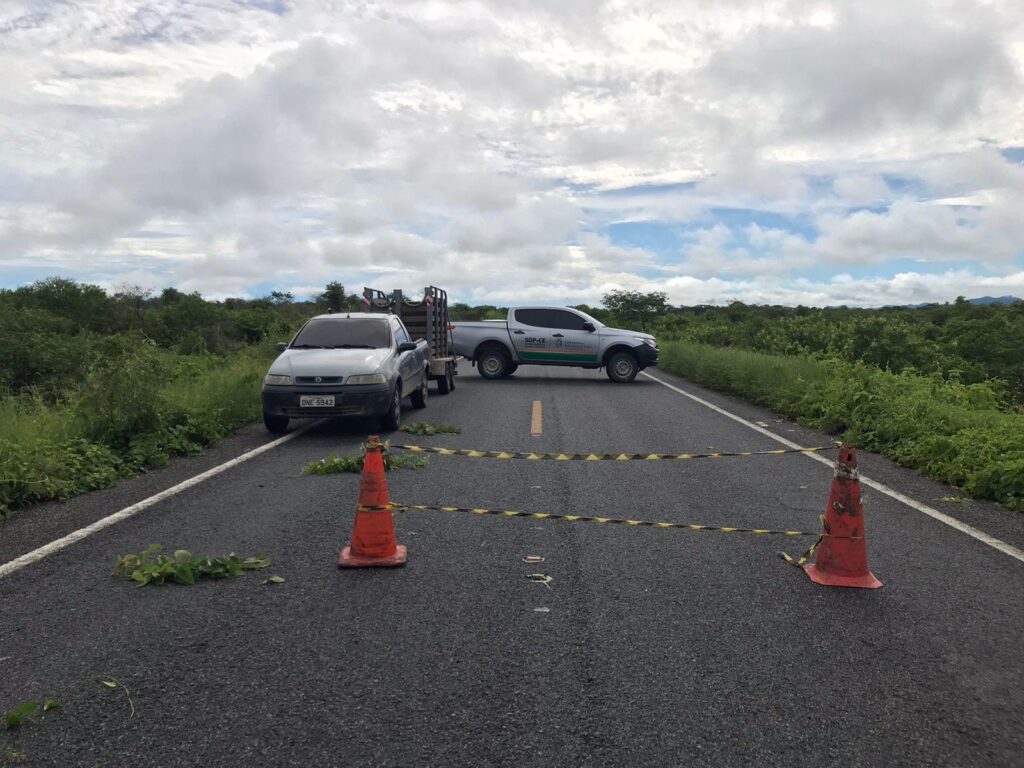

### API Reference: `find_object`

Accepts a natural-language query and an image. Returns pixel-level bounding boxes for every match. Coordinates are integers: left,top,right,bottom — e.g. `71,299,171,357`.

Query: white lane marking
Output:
0,421,322,581
641,371,1024,564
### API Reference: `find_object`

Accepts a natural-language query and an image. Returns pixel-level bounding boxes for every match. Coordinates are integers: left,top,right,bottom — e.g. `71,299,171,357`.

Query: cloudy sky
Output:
2,0,1023,306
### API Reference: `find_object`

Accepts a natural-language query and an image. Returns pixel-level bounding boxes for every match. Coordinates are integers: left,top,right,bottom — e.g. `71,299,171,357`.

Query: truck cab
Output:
451,306,658,383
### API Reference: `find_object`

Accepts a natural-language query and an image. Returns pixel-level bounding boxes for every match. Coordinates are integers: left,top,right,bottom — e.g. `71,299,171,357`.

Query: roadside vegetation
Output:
0,278,362,519
6,278,1022,518
659,342,1024,511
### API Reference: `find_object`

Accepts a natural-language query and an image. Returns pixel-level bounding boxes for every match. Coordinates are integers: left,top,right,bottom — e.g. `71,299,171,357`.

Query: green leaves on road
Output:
302,446,429,475
399,422,462,435
96,678,135,720
115,544,271,587
3,699,58,730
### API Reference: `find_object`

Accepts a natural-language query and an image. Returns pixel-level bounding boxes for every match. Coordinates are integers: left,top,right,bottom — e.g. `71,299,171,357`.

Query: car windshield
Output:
291,318,391,349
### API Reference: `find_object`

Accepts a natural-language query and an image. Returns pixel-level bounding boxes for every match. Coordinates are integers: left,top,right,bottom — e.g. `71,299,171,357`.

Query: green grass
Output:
0,392,75,445
660,341,1024,511
0,346,272,518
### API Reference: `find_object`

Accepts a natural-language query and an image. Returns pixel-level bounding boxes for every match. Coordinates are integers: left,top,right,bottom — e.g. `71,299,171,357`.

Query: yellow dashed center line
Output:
531,400,543,436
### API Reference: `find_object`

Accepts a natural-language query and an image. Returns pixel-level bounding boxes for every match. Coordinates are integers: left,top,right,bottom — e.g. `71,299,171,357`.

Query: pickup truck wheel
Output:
380,386,401,431
263,412,289,434
411,374,428,409
477,348,510,379
606,351,639,383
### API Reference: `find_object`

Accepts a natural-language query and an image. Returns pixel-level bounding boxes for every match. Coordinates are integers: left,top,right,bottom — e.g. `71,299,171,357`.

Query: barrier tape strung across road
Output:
359,502,848,540
391,444,838,462
778,531,824,566
778,537,822,567
778,515,831,567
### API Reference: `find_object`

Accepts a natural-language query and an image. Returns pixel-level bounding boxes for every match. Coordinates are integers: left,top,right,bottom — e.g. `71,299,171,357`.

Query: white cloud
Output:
831,175,890,207
1,0,1023,306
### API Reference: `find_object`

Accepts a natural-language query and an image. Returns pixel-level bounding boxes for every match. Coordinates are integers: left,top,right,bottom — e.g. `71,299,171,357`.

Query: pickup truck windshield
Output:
291,318,391,349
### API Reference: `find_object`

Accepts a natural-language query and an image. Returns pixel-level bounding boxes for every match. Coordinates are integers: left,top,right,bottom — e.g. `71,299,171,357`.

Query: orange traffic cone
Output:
338,436,407,568
805,446,882,589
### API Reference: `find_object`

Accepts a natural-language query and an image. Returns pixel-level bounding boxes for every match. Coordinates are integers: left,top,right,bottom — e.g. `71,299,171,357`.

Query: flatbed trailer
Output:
362,285,457,394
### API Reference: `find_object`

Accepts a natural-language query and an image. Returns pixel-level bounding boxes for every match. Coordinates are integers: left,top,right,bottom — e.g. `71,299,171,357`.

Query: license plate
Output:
300,395,335,408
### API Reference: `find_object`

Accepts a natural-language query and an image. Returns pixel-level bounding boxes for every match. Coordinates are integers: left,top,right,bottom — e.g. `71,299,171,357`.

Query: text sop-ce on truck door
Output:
511,309,600,365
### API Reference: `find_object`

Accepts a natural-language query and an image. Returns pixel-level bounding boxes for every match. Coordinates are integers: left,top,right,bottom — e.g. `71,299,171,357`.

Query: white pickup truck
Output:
450,307,658,383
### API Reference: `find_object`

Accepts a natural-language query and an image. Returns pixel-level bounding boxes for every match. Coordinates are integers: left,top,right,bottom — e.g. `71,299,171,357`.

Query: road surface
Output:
2,366,1022,767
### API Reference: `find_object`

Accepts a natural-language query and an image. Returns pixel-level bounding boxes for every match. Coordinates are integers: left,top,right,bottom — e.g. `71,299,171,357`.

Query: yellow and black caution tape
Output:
778,515,828,567
778,537,823,567
360,502,828,539
392,444,837,462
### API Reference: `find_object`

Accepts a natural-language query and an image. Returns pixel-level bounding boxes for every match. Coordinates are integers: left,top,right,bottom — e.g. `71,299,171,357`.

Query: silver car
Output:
261,313,430,433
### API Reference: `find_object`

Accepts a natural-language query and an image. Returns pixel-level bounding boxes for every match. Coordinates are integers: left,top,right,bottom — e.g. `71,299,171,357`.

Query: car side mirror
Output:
275,342,288,351
582,322,596,332
398,341,417,353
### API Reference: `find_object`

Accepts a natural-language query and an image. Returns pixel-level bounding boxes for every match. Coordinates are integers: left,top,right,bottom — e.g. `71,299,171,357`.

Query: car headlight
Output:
346,373,387,385
636,337,657,347
264,374,292,386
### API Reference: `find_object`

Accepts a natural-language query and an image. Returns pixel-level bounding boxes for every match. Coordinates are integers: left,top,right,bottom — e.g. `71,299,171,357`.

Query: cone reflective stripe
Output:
339,436,407,568
804,447,882,589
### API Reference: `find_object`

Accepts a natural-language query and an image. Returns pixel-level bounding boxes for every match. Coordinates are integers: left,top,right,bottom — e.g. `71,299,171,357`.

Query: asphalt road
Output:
2,365,1022,767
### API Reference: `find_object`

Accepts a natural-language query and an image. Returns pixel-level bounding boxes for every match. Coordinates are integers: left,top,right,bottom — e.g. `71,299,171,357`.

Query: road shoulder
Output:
0,423,286,566
643,368,1024,554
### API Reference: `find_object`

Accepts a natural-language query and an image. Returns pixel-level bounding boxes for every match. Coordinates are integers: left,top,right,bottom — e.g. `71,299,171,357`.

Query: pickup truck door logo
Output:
524,336,546,349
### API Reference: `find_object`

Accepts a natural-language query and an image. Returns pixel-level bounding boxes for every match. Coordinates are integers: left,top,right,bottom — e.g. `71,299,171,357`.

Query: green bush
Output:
0,347,271,519
74,342,168,451
644,299,1024,404
0,278,356,519
660,341,1024,511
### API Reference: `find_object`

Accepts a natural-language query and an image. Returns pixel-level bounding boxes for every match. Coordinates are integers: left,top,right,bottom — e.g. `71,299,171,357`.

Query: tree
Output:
601,290,670,331
318,282,346,311
111,285,153,337
160,287,183,304
17,277,112,332
269,291,294,305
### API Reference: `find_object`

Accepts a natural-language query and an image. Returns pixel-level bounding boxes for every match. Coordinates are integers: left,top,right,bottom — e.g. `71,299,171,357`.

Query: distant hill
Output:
893,295,1022,309
968,295,1022,305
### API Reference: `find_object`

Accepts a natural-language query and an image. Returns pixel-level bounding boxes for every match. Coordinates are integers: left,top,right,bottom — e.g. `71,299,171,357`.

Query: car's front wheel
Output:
379,386,402,431
263,412,289,434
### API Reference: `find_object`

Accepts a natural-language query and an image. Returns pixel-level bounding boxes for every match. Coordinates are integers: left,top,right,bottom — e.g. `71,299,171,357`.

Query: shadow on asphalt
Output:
296,416,389,437
457,375,654,386
290,409,443,437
